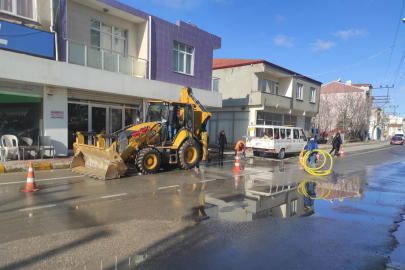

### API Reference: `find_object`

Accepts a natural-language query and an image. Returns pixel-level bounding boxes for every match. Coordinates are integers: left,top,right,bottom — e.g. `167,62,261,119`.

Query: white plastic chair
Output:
1,135,20,161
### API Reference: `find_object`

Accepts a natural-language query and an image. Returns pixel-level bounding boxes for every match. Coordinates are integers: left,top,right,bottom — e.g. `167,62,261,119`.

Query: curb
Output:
0,161,71,174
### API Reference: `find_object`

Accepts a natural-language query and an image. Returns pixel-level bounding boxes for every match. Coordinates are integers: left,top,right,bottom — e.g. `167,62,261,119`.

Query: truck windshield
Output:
147,103,169,122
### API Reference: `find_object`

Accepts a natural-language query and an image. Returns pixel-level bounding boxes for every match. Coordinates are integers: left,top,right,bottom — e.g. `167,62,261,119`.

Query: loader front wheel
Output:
137,148,161,174
179,140,201,170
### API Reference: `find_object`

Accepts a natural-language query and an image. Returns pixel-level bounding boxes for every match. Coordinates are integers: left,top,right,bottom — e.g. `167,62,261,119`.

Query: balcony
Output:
66,40,148,78
251,91,292,110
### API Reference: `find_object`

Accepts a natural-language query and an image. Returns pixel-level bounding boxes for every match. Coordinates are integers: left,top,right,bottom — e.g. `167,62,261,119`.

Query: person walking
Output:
329,133,342,157
217,130,227,159
234,140,246,159
306,132,318,166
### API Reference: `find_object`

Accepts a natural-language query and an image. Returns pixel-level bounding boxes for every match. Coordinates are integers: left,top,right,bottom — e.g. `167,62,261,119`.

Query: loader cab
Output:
147,101,194,145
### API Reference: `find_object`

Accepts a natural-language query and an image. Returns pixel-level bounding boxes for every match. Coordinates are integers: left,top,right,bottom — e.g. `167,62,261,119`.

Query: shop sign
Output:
51,111,64,119
0,19,55,59
0,81,42,96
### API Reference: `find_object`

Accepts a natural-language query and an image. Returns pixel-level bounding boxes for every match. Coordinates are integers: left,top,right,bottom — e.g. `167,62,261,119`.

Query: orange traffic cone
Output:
233,152,243,172
340,146,344,157
22,162,39,192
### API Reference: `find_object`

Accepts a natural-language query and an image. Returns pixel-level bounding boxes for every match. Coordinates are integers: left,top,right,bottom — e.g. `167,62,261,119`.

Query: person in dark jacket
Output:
168,105,179,141
217,130,227,159
329,133,342,157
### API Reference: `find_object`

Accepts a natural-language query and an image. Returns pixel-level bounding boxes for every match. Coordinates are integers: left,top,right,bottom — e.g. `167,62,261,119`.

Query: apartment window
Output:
91,20,127,54
173,41,193,75
290,199,297,216
296,83,303,100
0,0,35,20
310,87,316,103
262,78,279,95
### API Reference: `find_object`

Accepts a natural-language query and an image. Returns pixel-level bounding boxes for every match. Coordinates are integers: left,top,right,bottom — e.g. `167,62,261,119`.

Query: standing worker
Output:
306,132,319,166
329,132,342,158
217,130,227,159
234,140,246,159
168,105,179,141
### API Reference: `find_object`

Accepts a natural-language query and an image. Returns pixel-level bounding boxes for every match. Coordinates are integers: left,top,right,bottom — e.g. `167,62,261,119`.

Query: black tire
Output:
277,148,285,159
179,140,201,170
136,148,161,175
253,150,261,157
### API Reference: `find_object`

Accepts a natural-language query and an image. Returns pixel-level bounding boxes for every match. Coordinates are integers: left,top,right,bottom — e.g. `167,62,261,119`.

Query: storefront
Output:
67,89,141,150
0,81,43,146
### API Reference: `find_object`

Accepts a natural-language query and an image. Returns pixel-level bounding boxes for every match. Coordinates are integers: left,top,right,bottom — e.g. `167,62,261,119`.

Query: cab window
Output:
300,129,307,141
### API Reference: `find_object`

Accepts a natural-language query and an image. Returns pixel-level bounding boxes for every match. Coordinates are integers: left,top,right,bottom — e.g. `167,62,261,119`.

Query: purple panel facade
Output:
150,18,221,91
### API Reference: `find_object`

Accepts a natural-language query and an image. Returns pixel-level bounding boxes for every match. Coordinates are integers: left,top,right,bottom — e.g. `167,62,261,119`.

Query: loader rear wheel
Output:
137,148,161,175
179,140,201,170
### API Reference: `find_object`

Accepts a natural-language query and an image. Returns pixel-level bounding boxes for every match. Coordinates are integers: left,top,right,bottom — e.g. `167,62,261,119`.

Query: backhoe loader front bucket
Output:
70,143,127,180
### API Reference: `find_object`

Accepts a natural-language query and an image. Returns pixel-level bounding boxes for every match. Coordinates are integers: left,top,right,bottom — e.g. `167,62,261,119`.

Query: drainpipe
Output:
50,0,59,61
148,15,152,80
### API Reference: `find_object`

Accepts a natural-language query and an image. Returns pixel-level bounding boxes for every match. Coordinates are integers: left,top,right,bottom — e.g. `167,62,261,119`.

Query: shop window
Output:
125,108,138,126
290,199,297,216
68,103,88,149
0,0,35,20
0,92,41,146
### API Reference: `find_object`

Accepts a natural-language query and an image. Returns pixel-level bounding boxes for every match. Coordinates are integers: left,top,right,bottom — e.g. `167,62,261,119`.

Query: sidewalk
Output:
0,156,72,174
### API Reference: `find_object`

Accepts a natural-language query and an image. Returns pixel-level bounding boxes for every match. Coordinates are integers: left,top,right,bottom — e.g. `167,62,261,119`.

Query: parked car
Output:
390,136,403,145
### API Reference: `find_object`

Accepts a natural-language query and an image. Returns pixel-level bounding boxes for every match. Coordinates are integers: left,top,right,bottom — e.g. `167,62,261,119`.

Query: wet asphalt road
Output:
0,142,404,269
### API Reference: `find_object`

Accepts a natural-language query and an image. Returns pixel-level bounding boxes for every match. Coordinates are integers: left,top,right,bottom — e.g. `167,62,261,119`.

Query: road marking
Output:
347,146,395,156
158,185,179,190
201,179,217,183
0,176,83,186
20,204,57,212
100,193,127,199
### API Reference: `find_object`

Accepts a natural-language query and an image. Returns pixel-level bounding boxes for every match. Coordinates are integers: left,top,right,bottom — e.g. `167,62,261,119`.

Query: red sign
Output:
51,111,64,119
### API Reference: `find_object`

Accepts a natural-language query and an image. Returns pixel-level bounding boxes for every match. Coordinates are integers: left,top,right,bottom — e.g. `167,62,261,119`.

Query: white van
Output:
245,125,307,159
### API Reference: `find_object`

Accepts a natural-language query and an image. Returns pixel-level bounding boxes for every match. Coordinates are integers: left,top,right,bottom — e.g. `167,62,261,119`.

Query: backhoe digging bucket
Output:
70,144,127,180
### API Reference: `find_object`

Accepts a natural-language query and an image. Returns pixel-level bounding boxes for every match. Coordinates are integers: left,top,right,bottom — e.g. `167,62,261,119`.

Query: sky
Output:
123,0,405,116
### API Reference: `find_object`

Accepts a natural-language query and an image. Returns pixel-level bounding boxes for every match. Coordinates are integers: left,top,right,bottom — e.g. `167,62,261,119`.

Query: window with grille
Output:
0,0,35,20
173,41,193,75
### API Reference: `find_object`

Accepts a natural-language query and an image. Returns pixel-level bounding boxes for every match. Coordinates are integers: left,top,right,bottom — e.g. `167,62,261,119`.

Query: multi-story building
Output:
209,58,322,145
0,0,222,156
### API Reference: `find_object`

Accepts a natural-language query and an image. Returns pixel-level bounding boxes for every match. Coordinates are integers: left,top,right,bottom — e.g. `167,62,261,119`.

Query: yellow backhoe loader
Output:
70,87,211,180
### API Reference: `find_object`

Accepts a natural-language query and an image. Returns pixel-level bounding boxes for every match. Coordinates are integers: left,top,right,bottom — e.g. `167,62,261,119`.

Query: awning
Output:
0,107,33,117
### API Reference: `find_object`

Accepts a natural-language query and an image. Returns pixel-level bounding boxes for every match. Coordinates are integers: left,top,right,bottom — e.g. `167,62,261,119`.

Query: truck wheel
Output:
277,148,285,159
253,150,260,157
179,140,201,170
137,148,161,175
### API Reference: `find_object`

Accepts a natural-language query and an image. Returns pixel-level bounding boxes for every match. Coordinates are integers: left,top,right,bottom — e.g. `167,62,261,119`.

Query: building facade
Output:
0,0,222,156
209,59,322,145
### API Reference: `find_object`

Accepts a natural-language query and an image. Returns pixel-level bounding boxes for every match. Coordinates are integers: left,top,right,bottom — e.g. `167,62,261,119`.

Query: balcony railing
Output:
66,40,148,78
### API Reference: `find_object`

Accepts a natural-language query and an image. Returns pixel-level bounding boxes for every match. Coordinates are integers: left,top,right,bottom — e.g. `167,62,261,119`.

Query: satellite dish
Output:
337,78,341,82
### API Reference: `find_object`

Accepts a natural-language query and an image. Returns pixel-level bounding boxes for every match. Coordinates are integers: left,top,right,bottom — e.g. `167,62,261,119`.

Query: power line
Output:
304,38,405,77
382,0,405,83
